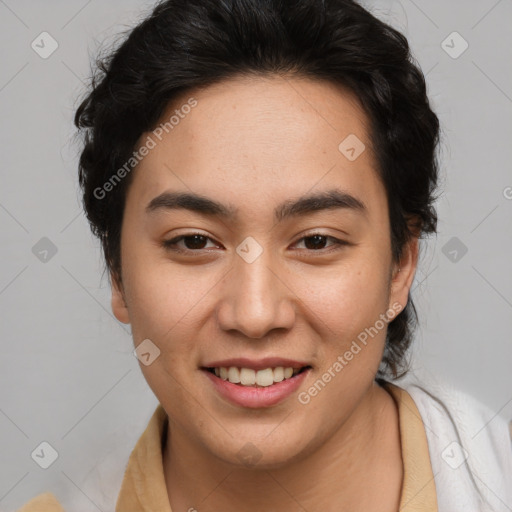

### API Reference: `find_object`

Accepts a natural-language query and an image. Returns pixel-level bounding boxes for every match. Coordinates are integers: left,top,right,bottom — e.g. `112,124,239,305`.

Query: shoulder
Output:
16,492,65,512
396,373,512,512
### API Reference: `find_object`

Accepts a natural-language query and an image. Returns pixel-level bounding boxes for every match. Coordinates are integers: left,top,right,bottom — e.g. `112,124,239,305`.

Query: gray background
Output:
1,0,511,510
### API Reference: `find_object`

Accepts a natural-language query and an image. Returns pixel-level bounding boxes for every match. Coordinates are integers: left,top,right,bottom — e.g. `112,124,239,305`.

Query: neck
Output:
163,381,403,512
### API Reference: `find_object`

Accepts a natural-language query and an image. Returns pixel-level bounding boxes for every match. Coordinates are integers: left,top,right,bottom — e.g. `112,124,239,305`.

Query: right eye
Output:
161,233,221,254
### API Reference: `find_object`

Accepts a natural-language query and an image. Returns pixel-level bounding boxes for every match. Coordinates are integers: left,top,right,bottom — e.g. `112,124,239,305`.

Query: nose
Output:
215,246,296,339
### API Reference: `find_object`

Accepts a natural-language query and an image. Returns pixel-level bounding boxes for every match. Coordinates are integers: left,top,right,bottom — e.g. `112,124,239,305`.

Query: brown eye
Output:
162,233,219,253
294,233,348,253
161,232,349,256
303,234,329,250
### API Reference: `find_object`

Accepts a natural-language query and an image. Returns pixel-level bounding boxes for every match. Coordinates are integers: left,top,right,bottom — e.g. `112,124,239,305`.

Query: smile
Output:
206,366,309,387
201,364,312,408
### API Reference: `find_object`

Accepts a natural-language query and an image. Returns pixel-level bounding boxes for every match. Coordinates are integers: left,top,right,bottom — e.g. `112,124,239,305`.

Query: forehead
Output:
157,73,372,159
127,74,385,219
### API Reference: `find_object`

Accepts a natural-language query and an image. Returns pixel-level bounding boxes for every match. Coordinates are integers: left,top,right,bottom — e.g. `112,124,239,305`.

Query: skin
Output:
111,74,419,511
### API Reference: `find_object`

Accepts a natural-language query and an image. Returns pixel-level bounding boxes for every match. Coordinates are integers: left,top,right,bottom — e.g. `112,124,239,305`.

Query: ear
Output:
389,234,419,313
111,272,130,324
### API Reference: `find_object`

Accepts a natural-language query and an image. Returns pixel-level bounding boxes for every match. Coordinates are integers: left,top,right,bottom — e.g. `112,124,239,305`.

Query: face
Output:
112,74,417,468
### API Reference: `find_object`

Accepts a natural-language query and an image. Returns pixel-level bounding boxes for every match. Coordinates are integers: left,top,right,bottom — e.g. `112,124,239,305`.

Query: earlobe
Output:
111,273,131,324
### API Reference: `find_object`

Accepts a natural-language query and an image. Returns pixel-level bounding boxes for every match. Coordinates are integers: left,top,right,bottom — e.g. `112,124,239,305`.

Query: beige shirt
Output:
17,382,437,511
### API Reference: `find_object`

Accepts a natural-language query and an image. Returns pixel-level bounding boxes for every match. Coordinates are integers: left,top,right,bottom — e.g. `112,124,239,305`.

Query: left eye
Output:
293,234,347,251
161,233,347,254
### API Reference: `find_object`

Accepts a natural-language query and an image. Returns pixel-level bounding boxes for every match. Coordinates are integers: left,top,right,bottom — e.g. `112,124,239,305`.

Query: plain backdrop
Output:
0,0,511,510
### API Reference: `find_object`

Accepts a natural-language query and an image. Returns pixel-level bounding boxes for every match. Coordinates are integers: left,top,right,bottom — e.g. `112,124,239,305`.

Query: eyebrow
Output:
145,188,367,222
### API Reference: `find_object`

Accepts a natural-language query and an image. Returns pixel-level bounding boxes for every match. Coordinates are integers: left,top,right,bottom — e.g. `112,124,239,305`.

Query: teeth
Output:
273,366,284,382
227,366,241,383
211,366,305,386
256,368,274,387
240,368,256,385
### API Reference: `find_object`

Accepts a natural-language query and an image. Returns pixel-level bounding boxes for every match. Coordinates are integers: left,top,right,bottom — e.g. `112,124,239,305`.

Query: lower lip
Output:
202,368,310,408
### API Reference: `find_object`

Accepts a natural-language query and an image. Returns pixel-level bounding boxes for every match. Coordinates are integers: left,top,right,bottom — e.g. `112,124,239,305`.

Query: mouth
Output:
202,365,312,388
200,357,313,408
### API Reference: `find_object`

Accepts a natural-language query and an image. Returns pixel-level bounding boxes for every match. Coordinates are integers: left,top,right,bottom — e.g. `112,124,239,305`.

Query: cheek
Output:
292,257,391,338
295,264,391,418
122,251,226,368
123,259,209,409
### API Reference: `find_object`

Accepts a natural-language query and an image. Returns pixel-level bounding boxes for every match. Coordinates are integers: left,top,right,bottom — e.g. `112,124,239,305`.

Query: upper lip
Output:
202,357,311,371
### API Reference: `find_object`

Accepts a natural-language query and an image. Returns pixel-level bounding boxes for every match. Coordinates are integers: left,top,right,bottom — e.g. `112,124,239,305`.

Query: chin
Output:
208,432,313,470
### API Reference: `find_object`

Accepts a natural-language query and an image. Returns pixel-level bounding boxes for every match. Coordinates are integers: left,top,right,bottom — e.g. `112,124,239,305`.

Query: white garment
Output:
401,376,512,512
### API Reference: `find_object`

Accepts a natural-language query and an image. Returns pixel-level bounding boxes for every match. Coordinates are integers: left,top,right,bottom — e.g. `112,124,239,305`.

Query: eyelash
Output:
161,232,349,255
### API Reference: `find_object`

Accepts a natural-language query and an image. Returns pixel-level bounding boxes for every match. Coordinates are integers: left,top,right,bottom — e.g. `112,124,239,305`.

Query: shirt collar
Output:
116,382,437,511
383,381,438,511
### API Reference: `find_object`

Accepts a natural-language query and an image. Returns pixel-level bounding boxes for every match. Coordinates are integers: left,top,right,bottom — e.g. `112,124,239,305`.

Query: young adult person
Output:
18,0,512,510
